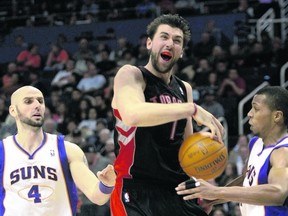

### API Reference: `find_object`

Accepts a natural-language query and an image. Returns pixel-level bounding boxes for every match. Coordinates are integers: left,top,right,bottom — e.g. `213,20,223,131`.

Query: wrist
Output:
192,103,197,116
99,181,114,194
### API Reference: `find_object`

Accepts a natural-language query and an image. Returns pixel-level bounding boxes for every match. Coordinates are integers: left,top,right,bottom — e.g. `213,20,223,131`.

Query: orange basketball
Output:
178,132,228,180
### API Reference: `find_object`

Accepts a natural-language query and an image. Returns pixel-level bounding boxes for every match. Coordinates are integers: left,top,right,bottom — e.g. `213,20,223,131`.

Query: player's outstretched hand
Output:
97,164,116,187
175,177,219,201
192,104,224,143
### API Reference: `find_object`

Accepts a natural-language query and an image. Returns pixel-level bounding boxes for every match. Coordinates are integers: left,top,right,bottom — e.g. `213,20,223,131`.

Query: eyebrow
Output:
23,96,44,100
160,32,183,39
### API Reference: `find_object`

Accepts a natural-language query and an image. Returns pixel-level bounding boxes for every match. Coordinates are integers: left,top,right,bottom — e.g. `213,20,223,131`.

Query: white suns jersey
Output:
240,136,288,216
0,133,78,216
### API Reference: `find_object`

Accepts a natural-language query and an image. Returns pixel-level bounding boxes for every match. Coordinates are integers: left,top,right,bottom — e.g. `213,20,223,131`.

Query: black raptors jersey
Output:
113,66,189,186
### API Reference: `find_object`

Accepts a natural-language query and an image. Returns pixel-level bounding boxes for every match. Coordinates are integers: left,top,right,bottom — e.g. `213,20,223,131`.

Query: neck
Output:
15,128,44,153
262,129,288,146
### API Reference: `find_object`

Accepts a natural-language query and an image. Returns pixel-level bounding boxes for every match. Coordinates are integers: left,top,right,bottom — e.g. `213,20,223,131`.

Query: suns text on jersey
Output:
10,165,58,185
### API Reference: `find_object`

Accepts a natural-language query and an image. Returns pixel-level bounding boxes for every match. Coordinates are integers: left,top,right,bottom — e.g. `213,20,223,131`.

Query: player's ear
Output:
274,110,283,123
9,105,16,117
146,37,152,50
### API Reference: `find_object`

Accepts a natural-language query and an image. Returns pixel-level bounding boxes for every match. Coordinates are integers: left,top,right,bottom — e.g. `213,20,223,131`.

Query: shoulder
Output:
64,141,85,162
270,146,288,167
115,64,144,82
116,64,141,76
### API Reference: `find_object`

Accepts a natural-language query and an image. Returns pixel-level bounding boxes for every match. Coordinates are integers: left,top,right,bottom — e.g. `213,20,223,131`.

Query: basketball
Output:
179,132,228,180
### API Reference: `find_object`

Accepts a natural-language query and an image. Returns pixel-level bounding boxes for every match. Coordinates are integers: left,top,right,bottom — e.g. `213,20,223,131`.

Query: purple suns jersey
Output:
0,133,78,216
113,66,190,186
240,136,288,216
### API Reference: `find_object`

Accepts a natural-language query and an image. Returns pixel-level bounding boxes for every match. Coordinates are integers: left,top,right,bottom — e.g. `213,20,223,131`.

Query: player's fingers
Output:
185,177,200,189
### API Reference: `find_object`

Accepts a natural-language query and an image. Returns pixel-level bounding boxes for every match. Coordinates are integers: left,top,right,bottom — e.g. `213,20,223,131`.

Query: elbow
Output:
122,113,140,126
92,198,109,206
120,110,141,126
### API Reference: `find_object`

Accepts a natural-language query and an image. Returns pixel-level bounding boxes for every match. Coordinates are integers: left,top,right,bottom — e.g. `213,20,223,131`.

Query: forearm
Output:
119,102,195,127
216,184,285,205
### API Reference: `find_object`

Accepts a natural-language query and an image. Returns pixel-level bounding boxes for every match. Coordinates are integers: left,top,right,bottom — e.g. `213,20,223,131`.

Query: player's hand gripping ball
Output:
179,132,228,180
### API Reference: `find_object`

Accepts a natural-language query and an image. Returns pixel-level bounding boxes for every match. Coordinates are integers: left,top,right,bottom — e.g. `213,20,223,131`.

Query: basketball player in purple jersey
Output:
111,14,224,216
176,86,288,216
0,86,116,216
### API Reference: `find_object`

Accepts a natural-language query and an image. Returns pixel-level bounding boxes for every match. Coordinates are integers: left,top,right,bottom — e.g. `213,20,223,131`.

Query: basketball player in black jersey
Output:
111,14,224,216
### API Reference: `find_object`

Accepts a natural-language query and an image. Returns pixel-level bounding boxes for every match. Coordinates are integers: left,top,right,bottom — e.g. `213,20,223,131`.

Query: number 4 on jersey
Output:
28,185,42,203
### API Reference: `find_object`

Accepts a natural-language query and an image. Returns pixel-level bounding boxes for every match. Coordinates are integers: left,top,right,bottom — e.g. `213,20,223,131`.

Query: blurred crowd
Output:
0,0,288,215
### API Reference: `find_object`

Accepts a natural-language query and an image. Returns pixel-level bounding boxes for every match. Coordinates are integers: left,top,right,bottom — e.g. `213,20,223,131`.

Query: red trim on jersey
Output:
110,180,128,216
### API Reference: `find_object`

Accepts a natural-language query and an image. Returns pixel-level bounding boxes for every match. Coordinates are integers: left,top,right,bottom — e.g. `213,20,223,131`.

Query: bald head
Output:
11,86,43,106
9,86,45,128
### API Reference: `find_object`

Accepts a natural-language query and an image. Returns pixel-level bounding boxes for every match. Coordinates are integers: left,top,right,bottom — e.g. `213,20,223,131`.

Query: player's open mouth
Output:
161,51,172,61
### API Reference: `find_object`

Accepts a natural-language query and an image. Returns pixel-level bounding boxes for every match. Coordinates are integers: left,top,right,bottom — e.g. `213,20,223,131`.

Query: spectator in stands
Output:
214,60,229,83
104,137,115,154
217,67,246,135
193,31,216,60
244,41,270,68
44,42,69,72
27,70,49,97
46,89,61,114
96,48,117,76
80,0,99,17
1,62,18,89
14,34,28,48
78,107,98,132
73,38,95,63
93,94,109,118
217,162,239,186
200,89,225,118
0,71,22,98
232,0,255,19
95,42,115,62
135,43,150,66
270,37,288,67
43,117,59,134
117,49,136,67
0,97,8,124
64,119,79,141
114,37,133,61
77,58,107,94
199,71,220,98
193,58,212,86
209,45,227,66
51,58,79,89
16,43,42,72
157,0,176,14
228,134,249,175
135,0,157,18
204,20,226,47
95,118,108,134
217,67,246,99
96,128,112,154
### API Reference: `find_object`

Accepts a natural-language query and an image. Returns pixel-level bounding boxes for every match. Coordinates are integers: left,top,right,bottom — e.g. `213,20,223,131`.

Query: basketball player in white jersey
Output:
0,86,116,216
176,86,288,216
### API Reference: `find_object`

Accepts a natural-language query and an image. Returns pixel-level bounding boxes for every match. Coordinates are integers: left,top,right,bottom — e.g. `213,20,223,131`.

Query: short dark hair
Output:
146,14,191,47
256,86,288,127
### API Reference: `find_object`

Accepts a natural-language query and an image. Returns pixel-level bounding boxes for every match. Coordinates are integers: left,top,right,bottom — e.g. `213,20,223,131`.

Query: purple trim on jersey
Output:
13,132,47,159
264,205,288,215
248,136,258,152
57,135,78,216
0,140,5,215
